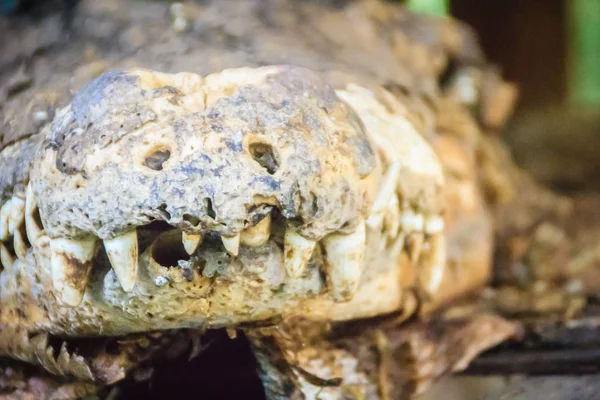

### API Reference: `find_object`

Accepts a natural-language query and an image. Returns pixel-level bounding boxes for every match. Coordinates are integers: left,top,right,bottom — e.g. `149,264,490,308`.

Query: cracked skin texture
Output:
0,0,546,396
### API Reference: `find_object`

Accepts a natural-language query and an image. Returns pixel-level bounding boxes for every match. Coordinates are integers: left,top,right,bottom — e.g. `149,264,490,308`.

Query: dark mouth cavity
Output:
136,208,287,277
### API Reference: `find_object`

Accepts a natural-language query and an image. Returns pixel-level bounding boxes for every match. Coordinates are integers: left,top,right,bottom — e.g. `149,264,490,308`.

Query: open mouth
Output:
38,199,368,312
1,177,444,334
136,208,305,290
1,179,371,334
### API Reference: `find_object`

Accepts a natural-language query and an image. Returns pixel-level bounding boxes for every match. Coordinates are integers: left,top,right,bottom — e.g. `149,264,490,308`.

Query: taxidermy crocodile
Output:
1,0,590,398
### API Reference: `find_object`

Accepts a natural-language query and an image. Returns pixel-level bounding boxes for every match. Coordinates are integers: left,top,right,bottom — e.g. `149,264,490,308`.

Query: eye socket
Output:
144,148,171,171
249,142,279,174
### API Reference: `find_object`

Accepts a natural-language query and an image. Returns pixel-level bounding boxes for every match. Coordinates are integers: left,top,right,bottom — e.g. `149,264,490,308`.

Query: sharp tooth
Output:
240,214,271,247
0,199,12,241
322,219,366,302
221,234,240,256
390,232,406,260
25,183,36,215
8,196,25,236
419,233,446,296
367,162,401,230
283,227,316,278
104,231,139,292
424,215,444,235
0,242,15,271
407,232,424,264
401,210,424,233
14,228,27,260
182,232,202,255
25,182,42,245
50,237,96,306
384,195,401,240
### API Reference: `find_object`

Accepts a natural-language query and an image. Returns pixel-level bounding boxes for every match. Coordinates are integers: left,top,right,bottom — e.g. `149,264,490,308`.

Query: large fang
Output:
222,234,240,256
0,200,11,241
182,232,202,255
0,242,15,271
407,232,424,264
240,214,271,247
367,162,400,230
322,219,367,302
419,233,446,296
104,231,139,292
14,228,27,260
283,227,316,278
390,232,406,260
50,237,96,306
25,183,42,245
384,194,401,240
8,196,25,236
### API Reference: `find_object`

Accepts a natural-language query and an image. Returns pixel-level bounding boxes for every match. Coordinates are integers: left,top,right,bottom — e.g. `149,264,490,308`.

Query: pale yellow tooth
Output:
0,199,12,241
104,231,139,292
424,215,444,235
390,232,406,260
366,162,400,230
400,210,424,233
384,194,401,240
322,219,366,302
221,234,240,256
8,196,25,236
50,237,96,307
182,232,202,255
407,232,424,264
14,228,28,260
419,233,446,296
240,214,271,247
0,242,15,271
25,182,42,245
283,227,316,278
25,183,35,215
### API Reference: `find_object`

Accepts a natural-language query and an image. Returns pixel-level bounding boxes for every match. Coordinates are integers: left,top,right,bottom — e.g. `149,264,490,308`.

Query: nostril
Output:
144,148,171,171
249,142,279,174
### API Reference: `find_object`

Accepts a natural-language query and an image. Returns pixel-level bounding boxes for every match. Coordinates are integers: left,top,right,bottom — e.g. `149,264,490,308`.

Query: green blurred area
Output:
406,0,599,109
568,0,600,108
404,0,449,17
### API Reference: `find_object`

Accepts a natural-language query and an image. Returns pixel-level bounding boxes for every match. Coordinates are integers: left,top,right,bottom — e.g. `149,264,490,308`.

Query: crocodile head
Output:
1,65,445,339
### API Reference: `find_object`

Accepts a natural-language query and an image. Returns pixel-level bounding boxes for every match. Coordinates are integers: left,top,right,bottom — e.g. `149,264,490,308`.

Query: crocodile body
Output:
0,0,585,398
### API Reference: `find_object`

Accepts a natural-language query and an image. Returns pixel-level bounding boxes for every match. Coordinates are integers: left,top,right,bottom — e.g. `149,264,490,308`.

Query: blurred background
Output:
0,0,598,398
411,1,600,398
2,0,598,194
403,0,600,195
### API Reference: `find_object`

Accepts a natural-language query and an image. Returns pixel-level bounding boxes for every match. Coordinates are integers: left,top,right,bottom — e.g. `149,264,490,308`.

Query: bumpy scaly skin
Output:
0,0,525,396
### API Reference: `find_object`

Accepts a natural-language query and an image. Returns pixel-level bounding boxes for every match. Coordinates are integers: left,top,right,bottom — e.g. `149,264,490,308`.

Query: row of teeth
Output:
0,183,36,273
0,184,368,307
180,212,367,303
0,162,445,308
0,184,141,307
367,161,447,296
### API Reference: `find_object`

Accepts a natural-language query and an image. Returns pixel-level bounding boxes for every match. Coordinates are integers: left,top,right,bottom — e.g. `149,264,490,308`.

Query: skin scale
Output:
0,0,536,397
